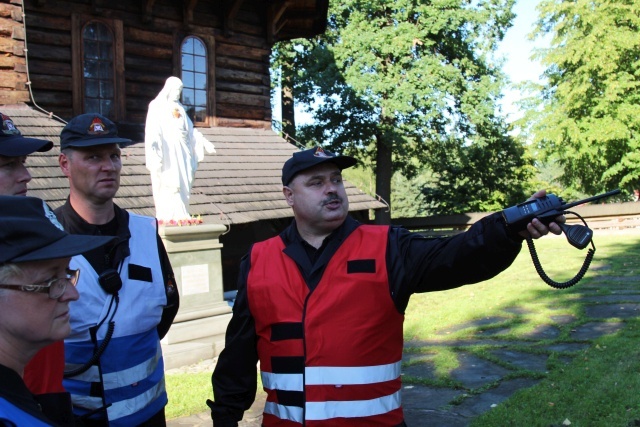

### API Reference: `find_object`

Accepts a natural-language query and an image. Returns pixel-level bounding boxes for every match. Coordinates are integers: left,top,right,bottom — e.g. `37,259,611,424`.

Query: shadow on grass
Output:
401,233,640,398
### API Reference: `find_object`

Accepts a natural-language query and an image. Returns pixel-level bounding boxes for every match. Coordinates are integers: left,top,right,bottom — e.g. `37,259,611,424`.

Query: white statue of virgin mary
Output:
144,76,216,222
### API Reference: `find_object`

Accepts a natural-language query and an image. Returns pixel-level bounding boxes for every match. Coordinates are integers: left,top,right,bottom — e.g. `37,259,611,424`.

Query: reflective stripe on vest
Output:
262,361,401,390
69,377,166,422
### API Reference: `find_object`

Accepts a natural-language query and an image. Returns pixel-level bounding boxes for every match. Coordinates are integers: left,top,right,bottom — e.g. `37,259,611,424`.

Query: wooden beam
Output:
184,0,198,25
223,0,245,37
142,0,157,23
267,0,290,44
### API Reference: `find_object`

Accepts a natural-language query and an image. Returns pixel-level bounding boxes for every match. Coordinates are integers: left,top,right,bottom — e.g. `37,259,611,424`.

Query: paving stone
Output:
524,324,561,339
450,353,510,389
490,349,548,372
402,384,462,411
543,342,590,353
585,303,640,318
579,294,640,303
402,356,437,380
453,378,540,418
570,321,625,340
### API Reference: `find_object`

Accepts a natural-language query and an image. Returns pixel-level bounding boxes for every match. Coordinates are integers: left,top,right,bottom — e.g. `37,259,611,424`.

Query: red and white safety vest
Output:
248,225,405,427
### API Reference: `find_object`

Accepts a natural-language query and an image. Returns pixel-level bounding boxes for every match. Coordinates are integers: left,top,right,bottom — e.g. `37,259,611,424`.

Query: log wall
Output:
2,0,275,129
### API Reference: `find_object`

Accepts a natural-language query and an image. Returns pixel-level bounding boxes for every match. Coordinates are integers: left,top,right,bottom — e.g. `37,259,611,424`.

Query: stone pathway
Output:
167,274,640,427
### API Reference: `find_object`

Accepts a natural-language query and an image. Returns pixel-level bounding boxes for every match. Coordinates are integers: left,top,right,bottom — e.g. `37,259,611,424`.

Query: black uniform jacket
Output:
0,364,63,427
208,213,523,426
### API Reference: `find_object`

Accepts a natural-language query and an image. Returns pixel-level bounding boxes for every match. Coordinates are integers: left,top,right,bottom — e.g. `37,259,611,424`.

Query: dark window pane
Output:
82,21,115,118
84,41,99,59
85,79,99,97
85,98,99,112
99,61,112,79
96,23,110,41
101,99,113,116
100,42,113,60
100,80,113,98
83,23,96,40
84,60,98,78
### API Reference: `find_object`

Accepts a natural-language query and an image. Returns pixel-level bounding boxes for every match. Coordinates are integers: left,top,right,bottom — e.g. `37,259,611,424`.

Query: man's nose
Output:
16,163,32,183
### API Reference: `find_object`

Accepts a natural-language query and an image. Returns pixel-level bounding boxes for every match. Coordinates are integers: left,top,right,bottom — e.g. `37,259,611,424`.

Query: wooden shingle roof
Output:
4,105,384,226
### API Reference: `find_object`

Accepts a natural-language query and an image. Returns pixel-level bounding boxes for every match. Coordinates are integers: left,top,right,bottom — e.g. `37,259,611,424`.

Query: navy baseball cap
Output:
0,196,115,263
0,113,53,156
60,113,132,150
282,147,357,186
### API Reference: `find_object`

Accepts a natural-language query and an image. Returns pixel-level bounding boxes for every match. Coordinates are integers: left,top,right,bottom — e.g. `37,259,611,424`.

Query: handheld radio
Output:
502,189,621,288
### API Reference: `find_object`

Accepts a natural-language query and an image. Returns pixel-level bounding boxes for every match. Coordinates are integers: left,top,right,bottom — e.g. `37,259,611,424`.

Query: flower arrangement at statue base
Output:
158,216,203,227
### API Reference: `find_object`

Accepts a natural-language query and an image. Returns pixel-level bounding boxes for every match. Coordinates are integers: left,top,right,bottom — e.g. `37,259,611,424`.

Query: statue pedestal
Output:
158,224,232,369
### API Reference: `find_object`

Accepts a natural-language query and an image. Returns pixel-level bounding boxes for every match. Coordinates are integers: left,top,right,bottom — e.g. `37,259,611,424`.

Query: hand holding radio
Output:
513,189,565,240
501,188,621,288
503,188,620,249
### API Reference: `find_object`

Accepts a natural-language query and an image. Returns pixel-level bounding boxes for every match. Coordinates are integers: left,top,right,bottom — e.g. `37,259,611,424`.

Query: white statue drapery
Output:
145,77,216,222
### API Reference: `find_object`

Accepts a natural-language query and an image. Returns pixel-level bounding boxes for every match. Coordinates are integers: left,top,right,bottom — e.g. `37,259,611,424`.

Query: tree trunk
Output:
280,63,296,139
374,133,392,224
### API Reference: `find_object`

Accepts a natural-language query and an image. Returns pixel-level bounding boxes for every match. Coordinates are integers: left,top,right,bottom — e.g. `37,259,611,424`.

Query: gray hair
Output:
0,263,23,298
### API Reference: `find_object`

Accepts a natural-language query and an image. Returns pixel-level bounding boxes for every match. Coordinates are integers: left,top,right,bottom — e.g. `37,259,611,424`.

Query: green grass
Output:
165,372,212,419
166,233,640,424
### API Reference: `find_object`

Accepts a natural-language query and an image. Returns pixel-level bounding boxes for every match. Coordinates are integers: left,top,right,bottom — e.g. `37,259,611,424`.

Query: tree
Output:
288,0,531,221
270,41,299,139
527,0,640,195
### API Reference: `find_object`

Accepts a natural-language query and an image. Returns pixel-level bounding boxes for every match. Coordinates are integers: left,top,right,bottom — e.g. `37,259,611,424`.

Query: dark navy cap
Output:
0,113,53,157
0,196,115,263
282,147,357,186
60,113,132,150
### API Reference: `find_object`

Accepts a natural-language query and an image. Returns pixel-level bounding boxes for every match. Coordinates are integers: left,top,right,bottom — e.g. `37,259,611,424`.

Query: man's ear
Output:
283,186,294,207
58,153,71,178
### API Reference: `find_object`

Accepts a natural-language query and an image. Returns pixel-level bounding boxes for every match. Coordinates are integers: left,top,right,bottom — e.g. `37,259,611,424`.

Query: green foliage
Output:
282,0,533,216
527,0,640,195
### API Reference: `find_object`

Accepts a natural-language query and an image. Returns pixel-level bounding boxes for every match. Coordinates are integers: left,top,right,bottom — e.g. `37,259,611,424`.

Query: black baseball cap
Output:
0,113,53,156
282,146,357,186
0,196,115,263
60,113,132,150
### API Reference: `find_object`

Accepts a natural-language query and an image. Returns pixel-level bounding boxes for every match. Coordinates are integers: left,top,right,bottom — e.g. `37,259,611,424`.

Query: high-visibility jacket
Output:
63,214,168,427
248,225,405,426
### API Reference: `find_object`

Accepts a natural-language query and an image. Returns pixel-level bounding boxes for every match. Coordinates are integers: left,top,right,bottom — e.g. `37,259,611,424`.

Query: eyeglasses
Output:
0,268,80,300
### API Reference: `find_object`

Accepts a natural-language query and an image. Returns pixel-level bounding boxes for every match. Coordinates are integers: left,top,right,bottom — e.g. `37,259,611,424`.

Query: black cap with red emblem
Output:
60,113,133,150
282,146,357,186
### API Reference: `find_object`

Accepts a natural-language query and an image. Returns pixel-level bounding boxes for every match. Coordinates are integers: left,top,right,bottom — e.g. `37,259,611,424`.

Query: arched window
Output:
181,37,207,123
82,21,115,118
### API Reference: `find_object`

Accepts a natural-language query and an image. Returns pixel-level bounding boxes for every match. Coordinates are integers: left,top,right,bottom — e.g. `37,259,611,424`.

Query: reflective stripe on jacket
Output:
63,213,168,426
248,225,405,426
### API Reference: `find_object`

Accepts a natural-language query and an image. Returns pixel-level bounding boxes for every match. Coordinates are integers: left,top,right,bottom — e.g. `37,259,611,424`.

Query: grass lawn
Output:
166,232,640,425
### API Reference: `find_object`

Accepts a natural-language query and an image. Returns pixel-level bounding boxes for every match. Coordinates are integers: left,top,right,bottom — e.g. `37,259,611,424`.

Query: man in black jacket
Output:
208,147,562,426
55,113,178,427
